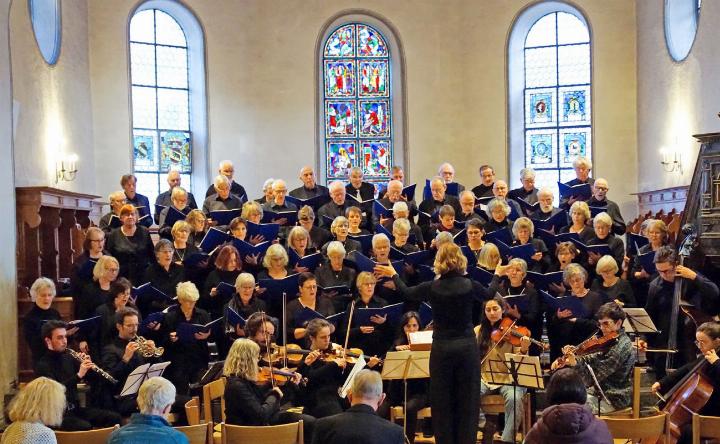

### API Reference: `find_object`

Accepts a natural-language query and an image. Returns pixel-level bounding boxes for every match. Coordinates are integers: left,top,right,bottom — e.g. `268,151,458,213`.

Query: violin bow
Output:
342,300,356,360
282,292,288,369
260,311,276,388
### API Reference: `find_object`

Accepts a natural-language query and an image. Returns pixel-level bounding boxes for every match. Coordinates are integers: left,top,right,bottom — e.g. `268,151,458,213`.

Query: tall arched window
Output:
129,1,207,205
318,16,405,190
508,3,591,193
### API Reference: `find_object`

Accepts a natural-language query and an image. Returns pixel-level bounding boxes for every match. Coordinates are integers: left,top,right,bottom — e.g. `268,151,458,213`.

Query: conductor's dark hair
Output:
245,312,278,339
653,245,678,265
546,368,587,406
697,322,720,341
41,320,67,340
595,302,626,323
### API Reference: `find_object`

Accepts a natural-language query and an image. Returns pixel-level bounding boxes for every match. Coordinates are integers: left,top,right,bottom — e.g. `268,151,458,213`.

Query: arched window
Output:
318,16,405,190
508,3,591,194
129,1,207,205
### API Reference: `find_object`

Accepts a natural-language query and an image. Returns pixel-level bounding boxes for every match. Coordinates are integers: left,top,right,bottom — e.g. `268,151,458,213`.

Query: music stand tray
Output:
119,361,171,397
622,308,659,334
486,353,544,390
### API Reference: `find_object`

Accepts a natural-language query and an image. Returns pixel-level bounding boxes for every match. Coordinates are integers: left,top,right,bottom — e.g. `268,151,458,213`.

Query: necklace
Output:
174,249,186,262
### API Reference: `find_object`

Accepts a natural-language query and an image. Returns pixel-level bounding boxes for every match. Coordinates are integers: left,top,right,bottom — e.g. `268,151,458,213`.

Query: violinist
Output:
650,322,720,444
244,312,278,354
476,295,531,444
550,302,635,414
223,338,316,442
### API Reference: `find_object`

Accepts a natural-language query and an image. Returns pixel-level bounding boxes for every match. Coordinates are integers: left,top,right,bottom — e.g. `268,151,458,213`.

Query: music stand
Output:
382,350,431,441
119,362,171,397
623,307,660,366
486,353,544,443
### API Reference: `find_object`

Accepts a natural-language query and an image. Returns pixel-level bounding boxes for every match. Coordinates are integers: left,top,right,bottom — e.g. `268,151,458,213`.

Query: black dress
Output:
23,304,61,366
201,268,241,320
161,305,211,395
285,296,335,346
315,262,357,313
590,278,636,307
106,226,155,285
340,296,392,359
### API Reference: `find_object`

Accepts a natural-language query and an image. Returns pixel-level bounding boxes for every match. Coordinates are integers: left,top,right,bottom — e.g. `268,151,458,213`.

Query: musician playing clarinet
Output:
551,302,635,414
651,321,720,444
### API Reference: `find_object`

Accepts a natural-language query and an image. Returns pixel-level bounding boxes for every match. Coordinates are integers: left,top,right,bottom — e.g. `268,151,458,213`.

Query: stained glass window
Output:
130,9,191,205
523,12,591,191
322,23,392,187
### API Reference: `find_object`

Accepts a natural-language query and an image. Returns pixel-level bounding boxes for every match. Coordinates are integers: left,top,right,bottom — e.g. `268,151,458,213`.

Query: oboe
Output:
67,348,118,384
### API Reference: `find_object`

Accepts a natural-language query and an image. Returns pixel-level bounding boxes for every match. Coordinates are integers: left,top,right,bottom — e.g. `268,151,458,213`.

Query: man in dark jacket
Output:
312,369,404,444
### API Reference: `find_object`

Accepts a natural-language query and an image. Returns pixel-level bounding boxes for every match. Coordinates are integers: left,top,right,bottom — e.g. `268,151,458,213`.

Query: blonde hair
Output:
434,243,467,275
570,201,591,222
93,255,119,281
30,277,56,302
185,209,206,231
263,244,289,268
235,272,256,290
563,263,588,285
593,212,612,228
647,219,669,240
573,156,592,170
241,201,264,220
393,218,410,234
596,255,619,275
288,226,309,249
356,271,377,287
224,338,260,381
8,377,65,426
512,217,535,238
330,216,349,236
176,281,200,303
477,243,501,270
171,220,191,237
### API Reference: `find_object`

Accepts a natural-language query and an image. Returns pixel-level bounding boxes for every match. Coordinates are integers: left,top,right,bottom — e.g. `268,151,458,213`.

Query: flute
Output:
67,348,118,384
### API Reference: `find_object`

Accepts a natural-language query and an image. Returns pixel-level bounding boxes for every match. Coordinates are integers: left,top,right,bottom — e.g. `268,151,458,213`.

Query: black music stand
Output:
119,361,171,397
623,307,661,365
486,353,543,443
382,350,431,441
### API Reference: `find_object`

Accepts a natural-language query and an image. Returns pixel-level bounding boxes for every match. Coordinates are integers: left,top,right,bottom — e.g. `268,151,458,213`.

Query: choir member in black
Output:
374,180,418,226
224,272,267,340
171,220,200,264
477,243,501,273
346,206,371,236
489,258,542,350
530,187,564,222
513,217,551,273
371,233,404,305
141,239,185,316
644,246,720,378
476,295,531,444
204,160,247,199
559,201,595,242
377,312,430,444
157,186,192,240
546,242,579,295
590,255,636,307
346,167,375,222
587,178,625,236
201,244,241,320
586,212,625,279
316,241,357,313
463,218,486,264
508,167,539,209
472,164,496,199
153,170,198,224
391,218,421,254
121,174,152,228
651,321,720,444
161,281,211,395
375,243,488,444
262,179,298,225
457,190,483,223
286,272,335,345
290,166,329,199
95,278,139,347
321,216,361,256
186,209,208,248
318,181,349,228
288,226,316,273
202,175,244,218
298,319,350,418
70,226,106,296
484,198,513,234
75,255,120,328
257,243,293,320
298,206,332,251
23,277,66,366
106,203,155,284
492,180,523,220
341,272,391,359
35,320,121,430
546,264,606,361
629,219,667,307
230,216,264,254
99,191,126,234
418,177,461,243
438,162,465,193
383,202,424,249
559,156,594,210
223,338,315,442
426,205,460,241
256,177,275,204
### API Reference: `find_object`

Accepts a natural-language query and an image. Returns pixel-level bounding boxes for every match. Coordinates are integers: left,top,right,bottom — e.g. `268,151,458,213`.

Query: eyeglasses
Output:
598,320,616,327
89,238,105,243
106,268,119,272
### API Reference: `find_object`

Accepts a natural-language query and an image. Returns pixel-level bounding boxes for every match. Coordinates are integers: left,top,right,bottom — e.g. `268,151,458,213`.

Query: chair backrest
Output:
221,420,303,444
603,413,669,442
185,396,201,425
692,413,720,444
175,422,213,444
632,366,643,418
202,377,226,424
55,425,119,444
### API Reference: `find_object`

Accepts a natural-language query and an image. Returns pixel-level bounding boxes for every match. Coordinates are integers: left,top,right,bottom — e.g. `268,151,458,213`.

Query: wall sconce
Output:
660,147,683,174
55,153,78,183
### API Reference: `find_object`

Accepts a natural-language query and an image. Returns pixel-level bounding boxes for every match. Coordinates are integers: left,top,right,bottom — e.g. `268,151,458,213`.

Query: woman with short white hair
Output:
591,255,636,307
485,198,512,233
559,156,594,209
586,212,625,276
512,217,551,273
2,377,66,444
23,278,64,366
321,216,361,256
315,241,356,312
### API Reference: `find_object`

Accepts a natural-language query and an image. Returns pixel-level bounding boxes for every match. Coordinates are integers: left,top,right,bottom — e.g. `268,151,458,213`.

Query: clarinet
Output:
67,348,118,384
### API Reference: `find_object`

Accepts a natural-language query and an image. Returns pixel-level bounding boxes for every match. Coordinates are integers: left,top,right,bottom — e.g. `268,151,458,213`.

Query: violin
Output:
554,330,619,369
320,344,366,365
256,366,307,387
270,344,314,367
491,317,548,350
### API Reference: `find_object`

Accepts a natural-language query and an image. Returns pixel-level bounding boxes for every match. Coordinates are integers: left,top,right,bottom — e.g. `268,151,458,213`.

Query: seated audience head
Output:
654,245,679,282
41,320,68,352
372,233,391,261
170,186,188,210
121,174,138,198
556,241,578,266
478,165,495,187
271,179,288,204
592,212,612,239
166,169,182,189
214,175,231,199
595,255,619,281
115,306,140,339
537,187,555,213
434,242,467,275
109,191,127,214
154,238,174,267
263,243,289,270
570,200,591,226
546,368,587,406
573,156,592,181
390,165,404,182
592,178,609,201
646,219,668,246
330,216,350,239
93,255,120,282
459,190,476,213
492,180,509,199
288,226,309,252
262,178,275,202
234,272,256,303
218,160,235,180
519,168,536,191
512,217,535,243
563,263,588,292
429,176,446,201
171,220,192,243
215,244,240,271
328,180,346,204
477,243,501,270
385,180,404,203
326,241,346,269
391,201,409,219
137,376,177,417
348,369,385,410
486,198,510,222
224,338,260,381
241,200,264,223
438,204,455,229
176,281,200,308
8,376,66,427
30,277,56,310
299,166,317,188
186,209,207,233
438,162,456,184
349,166,364,188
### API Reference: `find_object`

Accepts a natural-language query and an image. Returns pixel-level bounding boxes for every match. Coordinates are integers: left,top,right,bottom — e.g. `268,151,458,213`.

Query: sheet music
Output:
339,355,367,399
119,361,171,397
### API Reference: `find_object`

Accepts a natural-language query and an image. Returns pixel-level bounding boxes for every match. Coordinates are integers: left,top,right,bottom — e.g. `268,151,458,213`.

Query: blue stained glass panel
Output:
357,25,388,57
359,100,390,137
525,130,557,168
325,101,356,137
327,141,356,178
133,130,158,171
559,86,590,125
358,60,389,97
560,128,591,167
324,60,355,97
360,141,391,177
525,88,556,127
160,131,191,173
324,25,355,57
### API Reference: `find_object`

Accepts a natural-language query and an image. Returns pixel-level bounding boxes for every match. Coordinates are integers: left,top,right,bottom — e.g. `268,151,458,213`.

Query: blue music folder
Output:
177,317,224,342
419,302,433,327
289,251,324,272
402,184,417,202
468,266,494,286
232,238,271,261
558,182,592,200
294,307,326,328
257,274,300,302
503,294,530,313
354,302,405,326
67,315,101,335
526,271,564,290
198,227,229,253
485,228,513,246
215,282,236,298
132,283,173,304
540,290,587,318
626,233,649,256
245,222,280,242
637,250,657,274
532,210,568,232
373,200,393,219
208,209,241,226
225,306,247,328
285,194,330,212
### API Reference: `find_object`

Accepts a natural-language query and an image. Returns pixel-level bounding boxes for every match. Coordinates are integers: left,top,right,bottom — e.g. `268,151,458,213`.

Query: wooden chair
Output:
185,396,201,425
202,377,226,425
602,413,669,443
480,393,531,436
692,413,720,444
55,425,119,444
176,423,213,444
221,420,304,444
